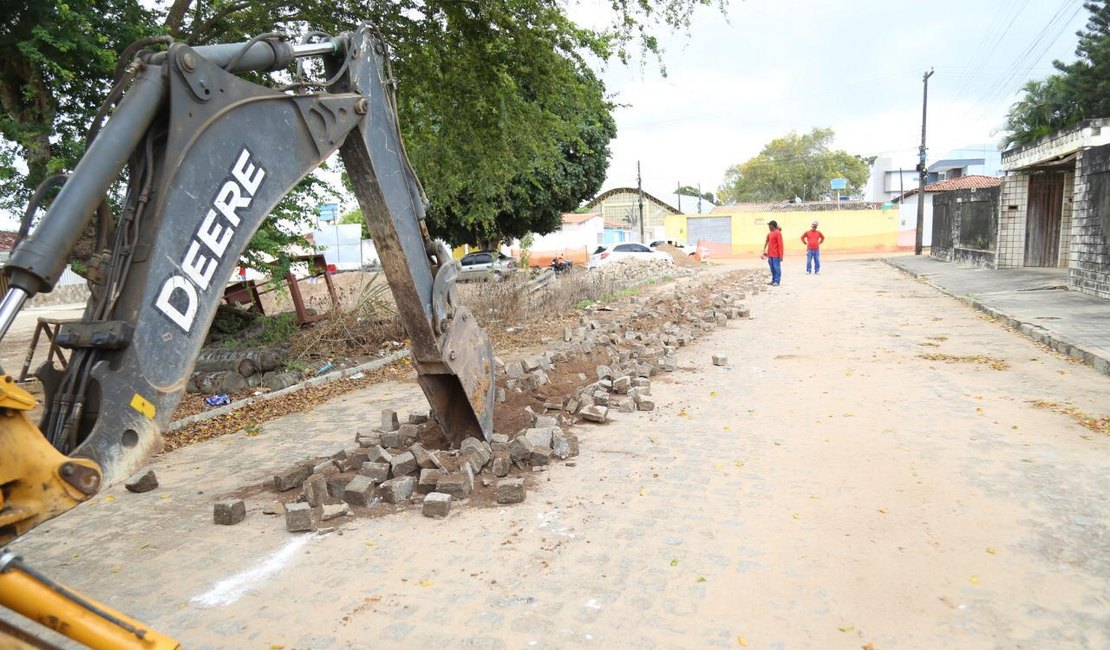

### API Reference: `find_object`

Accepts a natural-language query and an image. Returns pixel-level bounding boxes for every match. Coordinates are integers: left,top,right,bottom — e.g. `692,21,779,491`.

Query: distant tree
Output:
426,67,616,246
1003,1,1110,147
675,185,716,203
1003,77,1078,148
717,128,871,203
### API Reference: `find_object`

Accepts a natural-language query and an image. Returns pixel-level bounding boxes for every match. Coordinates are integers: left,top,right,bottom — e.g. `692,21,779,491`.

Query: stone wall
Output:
1071,145,1110,298
997,174,1029,268
930,187,1001,268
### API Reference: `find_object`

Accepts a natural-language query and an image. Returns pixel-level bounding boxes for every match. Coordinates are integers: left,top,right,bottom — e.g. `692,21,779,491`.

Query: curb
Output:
168,350,411,431
883,259,1110,377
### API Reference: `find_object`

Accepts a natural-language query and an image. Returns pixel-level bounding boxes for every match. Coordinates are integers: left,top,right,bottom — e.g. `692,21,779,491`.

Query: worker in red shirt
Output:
801,220,825,274
761,219,783,286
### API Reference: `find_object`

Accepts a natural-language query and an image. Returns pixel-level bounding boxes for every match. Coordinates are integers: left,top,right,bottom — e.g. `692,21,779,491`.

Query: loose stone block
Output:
491,433,510,445
365,446,393,465
595,365,613,380
125,469,158,493
612,376,632,394
522,357,541,372
343,475,376,506
321,503,350,521
407,410,430,424
378,476,416,504
355,430,381,448
213,499,246,525
422,492,452,518
313,460,338,475
712,355,728,366
285,502,315,532
391,451,419,477
579,405,609,423
509,435,534,462
326,476,349,498
436,466,474,500
381,409,400,432
380,431,404,448
494,478,526,504
459,437,492,468
398,423,421,446
551,430,571,460
530,447,552,466
409,443,437,470
303,474,329,507
534,415,558,428
273,462,314,492
417,468,445,494
505,361,525,378
359,461,391,483
523,427,555,450
262,502,283,515
637,398,656,411
348,451,370,468
491,455,512,477
617,398,636,413
565,434,580,457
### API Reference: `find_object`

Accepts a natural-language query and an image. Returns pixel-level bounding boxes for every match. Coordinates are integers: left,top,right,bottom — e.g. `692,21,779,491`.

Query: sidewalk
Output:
884,256,1110,376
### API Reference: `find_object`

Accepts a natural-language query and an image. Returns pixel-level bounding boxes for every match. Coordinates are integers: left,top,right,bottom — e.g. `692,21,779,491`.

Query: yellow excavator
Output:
0,24,496,648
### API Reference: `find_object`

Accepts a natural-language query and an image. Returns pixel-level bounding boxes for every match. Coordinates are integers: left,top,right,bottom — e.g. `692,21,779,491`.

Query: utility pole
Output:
637,161,645,243
676,181,682,212
915,68,934,256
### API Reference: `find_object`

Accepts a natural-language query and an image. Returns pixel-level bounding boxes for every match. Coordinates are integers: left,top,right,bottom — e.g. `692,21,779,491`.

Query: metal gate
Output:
1025,172,1065,267
687,217,732,244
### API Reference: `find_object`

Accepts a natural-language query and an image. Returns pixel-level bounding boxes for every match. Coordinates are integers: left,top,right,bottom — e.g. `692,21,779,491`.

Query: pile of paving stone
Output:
497,273,757,425
209,270,761,530
209,406,580,530
186,347,293,394
588,257,697,285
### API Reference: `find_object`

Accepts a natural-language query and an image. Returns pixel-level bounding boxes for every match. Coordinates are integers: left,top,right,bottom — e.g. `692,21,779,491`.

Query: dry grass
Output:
917,353,1010,371
286,272,406,365
1030,400,1110,437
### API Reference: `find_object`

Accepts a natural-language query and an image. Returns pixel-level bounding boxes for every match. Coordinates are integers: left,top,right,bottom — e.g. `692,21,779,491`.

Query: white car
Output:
649,239,696,256
587,243,674,269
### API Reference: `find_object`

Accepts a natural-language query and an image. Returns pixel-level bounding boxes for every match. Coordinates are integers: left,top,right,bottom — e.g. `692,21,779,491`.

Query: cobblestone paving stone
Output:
7,259,1109,649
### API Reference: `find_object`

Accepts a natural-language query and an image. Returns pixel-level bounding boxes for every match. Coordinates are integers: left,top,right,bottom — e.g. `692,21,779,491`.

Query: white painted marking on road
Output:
190,534,316,607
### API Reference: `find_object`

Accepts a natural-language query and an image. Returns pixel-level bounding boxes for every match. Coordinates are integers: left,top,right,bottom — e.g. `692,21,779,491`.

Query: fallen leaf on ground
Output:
640,488,648,496
969,575,979,585
862,643,875,650
418,580,433,587
792,513,800,520
737,635,747,647
696,576,706,583
670,558,679,566
986,547,997,555
878,508,888,514
838,626,855,633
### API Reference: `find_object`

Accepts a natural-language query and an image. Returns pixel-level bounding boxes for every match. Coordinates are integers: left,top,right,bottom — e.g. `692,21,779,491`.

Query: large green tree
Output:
717,128,871,203
1004,1,1110,147
0,0,721,253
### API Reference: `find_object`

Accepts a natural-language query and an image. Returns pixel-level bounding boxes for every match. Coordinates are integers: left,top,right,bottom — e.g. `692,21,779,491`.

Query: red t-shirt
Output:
766,230,783,257
801,229,824,250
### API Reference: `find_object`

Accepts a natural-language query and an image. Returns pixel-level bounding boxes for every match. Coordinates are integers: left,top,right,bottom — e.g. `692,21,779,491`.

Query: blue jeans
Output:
768,256,782,284
806,249,821,273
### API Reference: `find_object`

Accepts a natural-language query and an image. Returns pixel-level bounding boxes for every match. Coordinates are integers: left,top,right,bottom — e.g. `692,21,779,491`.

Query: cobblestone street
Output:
10,259,1109,649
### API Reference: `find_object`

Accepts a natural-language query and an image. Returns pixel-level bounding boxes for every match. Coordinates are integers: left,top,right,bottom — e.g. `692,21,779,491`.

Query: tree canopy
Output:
717,128,871,204
0,0,724,258
1003,1,1110,148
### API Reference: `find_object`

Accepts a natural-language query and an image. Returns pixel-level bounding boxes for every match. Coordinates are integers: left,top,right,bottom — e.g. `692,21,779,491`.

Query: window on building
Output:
958,201,995,250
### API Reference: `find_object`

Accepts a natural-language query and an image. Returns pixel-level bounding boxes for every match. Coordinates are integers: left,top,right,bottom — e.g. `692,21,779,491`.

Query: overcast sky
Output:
570,0,1090,199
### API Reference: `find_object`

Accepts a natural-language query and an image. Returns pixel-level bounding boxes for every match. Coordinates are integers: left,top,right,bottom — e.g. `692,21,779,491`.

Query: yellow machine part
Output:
0,375,103,543
0,552,181,650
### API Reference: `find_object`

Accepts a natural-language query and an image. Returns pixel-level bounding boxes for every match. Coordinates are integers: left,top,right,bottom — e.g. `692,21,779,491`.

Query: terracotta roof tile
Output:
898,175,1001,200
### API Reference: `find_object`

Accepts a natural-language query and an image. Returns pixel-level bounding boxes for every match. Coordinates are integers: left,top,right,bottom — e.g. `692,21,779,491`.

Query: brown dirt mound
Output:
656,244,700,268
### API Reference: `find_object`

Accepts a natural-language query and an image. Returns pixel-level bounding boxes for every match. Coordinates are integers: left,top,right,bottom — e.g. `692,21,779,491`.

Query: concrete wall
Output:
997,174,1029,268
663,208,899,258
930,187,1000,268
896,194,933,248
1070,145,1110,298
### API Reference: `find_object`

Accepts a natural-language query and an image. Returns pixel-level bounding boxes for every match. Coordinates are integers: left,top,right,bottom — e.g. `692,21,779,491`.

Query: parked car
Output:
649,239,696,256
458,251,516,281
587,243,673,269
